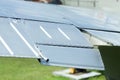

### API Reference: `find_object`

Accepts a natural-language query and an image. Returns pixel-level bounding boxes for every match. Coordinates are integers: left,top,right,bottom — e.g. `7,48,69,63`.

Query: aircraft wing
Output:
1,0,120,70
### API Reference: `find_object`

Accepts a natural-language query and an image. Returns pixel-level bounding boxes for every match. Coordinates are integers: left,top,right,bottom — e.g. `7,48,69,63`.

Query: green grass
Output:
0,57,106,80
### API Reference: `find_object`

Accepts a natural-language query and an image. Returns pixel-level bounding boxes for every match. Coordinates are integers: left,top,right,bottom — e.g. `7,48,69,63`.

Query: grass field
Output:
0,57,106,80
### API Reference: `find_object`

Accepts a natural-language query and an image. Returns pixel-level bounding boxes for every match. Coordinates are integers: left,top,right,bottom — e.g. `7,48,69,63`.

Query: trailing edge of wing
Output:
85,30,120,46
37,45,104,70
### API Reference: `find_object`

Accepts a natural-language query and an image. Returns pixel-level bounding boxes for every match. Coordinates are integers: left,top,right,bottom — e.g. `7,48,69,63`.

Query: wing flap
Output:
37,45,104,70
11,19,92,48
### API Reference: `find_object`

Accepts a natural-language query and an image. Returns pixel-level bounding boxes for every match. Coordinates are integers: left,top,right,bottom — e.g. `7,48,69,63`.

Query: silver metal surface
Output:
58,6,120,32
0,0,70,24
37,45,104,70
1,0,115,70
0,40,10,56
0,18,39,58
0,17,93,57
75,22,120,32
1,0,120,32
85,30,120,46
14,20,92,47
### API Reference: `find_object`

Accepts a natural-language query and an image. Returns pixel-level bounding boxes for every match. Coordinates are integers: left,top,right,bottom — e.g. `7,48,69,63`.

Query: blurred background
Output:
17,0,120,14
